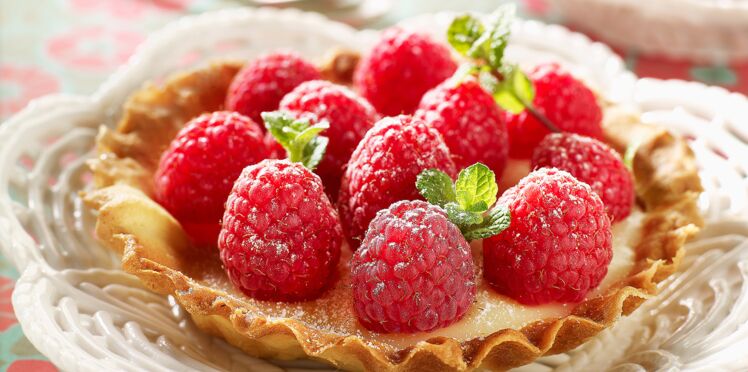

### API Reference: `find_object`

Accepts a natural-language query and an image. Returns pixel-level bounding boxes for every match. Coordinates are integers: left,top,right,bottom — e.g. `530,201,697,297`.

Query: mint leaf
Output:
302,136,328,170
480,5,514,69
445,6,541,120
418,163,508,242
507,65,534,104
455,163,498,213
447,6,514,70
493,64,535,114
447,14,485,56
445,203,482,227
493,91,525,114
261,111,329,170
465,200,488,213
416,169,456,208
263,111,300,149
294,122,328,150
462,205,511,240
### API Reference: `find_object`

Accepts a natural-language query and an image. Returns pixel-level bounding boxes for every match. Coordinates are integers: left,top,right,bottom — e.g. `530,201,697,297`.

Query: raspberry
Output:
532,133,634,222
218,160,342,301
483,168,612,305
154,111,269,245
226,52,321,124
277,80,379,197
263,131,285,159
351,200,476,333
504,63,603,158
338,115,457,248
354,28,457,116
416,78,509,175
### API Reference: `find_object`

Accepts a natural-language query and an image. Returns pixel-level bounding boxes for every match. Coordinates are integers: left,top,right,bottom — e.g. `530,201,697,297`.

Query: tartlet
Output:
83,56,703,371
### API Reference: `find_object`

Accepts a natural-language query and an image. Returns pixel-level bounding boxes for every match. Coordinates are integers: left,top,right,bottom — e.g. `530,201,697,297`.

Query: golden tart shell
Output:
83,61,703,371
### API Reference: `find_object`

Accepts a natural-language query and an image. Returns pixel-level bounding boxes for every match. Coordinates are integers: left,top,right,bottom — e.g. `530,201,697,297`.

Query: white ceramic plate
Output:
1,7,747,372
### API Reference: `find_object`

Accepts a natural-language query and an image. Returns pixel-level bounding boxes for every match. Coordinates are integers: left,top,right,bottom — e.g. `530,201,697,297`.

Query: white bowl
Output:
1,7,748,372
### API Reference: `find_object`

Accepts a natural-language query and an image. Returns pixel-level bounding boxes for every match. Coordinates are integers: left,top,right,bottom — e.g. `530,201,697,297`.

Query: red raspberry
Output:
277,80,379,197
154,111,269,245
263,131,285,159
218,160,342,302
351,200,476,333
504,63,603,158
338,115,457,248
483,168,612,305
354,28,457,116
532,133,634,222
416,78,509,175
226,52,321,124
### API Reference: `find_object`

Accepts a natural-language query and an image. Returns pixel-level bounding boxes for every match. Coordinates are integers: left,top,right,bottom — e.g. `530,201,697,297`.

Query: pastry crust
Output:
83,61,703,371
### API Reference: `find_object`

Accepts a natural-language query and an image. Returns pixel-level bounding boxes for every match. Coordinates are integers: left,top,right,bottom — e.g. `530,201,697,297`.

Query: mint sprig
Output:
416,163,510,241
261,111,329,170
493,65,534,114
448,7,513,70
446,6,560,133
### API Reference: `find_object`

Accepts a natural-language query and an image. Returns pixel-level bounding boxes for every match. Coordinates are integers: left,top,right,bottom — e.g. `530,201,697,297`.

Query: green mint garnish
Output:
447,14,487,58
446,6,565,133
416,169,456,207
455,163,498,212
463,205,511,241
446,203,484,227
416,163,510,241
446,6,534,113
447,7,514,70
492,64,535,114
261,111,329,170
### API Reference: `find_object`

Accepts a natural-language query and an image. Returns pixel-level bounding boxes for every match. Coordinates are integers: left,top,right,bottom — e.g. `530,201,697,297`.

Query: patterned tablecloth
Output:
0,1,747,371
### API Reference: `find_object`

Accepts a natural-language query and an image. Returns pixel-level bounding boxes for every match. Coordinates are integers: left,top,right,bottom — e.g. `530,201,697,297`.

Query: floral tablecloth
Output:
1,1,747,371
